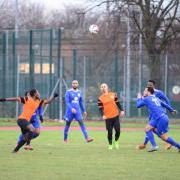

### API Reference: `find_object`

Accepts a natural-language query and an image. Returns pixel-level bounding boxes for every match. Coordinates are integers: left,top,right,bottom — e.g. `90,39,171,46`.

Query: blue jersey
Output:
136,95,174,121
154,89,171,106
30,106,43,128
65,89,85,114
31,106,43,120
147,89,171,120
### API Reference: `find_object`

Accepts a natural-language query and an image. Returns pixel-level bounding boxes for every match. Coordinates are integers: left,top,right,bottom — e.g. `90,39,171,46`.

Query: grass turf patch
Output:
0,128,180,180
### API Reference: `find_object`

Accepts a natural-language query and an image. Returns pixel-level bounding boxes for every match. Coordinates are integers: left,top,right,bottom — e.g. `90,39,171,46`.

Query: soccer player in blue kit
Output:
17,91,44,150
137,80,172,150
64,80,93,143
136,87,179,152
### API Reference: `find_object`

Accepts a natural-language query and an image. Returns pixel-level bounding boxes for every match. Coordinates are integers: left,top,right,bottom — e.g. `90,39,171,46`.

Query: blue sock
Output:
80,124,88,140
143,136,149,145
64,125,70,140
166,137,180,149
18,134,24,144
146,131,157,147
32,133,39,140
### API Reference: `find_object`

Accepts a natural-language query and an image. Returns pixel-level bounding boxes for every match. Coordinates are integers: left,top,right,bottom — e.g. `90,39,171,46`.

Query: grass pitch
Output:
0,121,180,180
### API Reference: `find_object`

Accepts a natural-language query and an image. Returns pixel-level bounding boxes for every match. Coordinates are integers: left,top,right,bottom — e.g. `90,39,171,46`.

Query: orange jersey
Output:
98,92,120,119
18,96,44,121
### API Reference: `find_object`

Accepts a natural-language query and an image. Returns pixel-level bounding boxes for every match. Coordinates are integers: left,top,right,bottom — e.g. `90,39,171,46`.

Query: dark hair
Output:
147,87,154,94
24,91,29,96
29,89,37,97
148,80,155,85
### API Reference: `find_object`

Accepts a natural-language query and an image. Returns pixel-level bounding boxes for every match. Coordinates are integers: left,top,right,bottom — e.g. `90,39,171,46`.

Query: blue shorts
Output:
30,117,41,128
148,119,157,128
156,115,169,136
64,112,83,122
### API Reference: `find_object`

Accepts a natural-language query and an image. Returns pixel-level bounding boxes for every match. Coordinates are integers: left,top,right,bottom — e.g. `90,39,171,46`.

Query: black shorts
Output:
17,119,31,135
105,115,120,131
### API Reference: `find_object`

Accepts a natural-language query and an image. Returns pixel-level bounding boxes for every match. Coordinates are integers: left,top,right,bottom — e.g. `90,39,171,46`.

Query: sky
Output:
30,0,94,11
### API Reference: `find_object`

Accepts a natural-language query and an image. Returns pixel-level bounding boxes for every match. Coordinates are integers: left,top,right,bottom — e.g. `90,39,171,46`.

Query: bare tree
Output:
91,0,180,88
124,0,180,88
0,0,15,30
0,0,46,31
46,5,88,38
19,0,46,29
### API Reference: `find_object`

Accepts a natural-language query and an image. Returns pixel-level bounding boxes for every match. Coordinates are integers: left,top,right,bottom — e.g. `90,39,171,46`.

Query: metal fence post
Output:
12,32,17,96
29,30,35,88
72,49,77,80
114,49,119,94
40,31,43,75
2,32,6,116
16,56,20,120
123,49,126,112
138,10,142,117
57,28,62,120
164,52,168,95
83,56,86,107
2,32,6,98
49,29,53,117
126,15,131,117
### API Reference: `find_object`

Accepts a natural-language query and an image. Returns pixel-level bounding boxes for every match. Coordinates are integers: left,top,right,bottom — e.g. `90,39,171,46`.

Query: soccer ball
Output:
89,24,99,34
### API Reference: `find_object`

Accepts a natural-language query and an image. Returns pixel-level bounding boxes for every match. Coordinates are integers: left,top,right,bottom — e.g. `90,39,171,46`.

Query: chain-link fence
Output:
0,29,179,120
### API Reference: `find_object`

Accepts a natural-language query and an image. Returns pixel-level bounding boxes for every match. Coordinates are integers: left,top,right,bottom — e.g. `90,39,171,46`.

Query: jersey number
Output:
152,98,161,106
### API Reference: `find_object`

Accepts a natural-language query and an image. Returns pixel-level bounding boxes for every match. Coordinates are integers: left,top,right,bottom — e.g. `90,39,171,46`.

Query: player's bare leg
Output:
164,143,172,150
136,125,157,151
161,133,180,152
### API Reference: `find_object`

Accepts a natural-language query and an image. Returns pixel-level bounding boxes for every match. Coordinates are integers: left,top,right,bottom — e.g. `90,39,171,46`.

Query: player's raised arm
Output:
0,97,21,102
136,97,145,108
43,93,58,105
136,92,145,108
